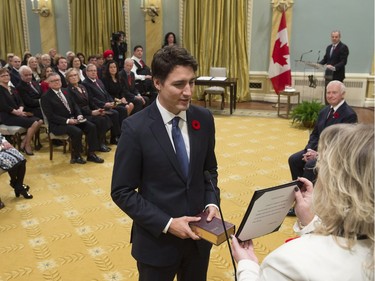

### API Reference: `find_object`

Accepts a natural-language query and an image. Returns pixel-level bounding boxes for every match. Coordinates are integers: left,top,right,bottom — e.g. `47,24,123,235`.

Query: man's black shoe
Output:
87,153,104,163
99,144,111,152
70,156,87,164
287,208,296,217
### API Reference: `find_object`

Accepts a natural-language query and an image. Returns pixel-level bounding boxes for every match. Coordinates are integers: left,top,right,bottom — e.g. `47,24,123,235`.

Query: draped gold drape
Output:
0,0,25,58
71,0,125,56
183,0,249,101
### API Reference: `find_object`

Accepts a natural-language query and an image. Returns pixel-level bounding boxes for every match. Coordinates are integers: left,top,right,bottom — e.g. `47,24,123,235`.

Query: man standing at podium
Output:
319,30,349,104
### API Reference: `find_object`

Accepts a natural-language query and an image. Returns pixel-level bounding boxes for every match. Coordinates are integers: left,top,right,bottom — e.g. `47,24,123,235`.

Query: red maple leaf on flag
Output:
272,38,289,66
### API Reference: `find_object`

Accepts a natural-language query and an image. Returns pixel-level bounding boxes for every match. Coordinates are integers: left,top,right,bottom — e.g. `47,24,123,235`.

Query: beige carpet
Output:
0,113,309,281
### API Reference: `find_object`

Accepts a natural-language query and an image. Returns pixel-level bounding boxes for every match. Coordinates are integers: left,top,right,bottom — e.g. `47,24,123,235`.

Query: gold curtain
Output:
0,0,25,58
183,0,249,101
71,0,125,56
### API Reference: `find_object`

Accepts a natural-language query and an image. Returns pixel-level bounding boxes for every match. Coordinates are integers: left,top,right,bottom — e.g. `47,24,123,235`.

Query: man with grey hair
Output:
17,65,43,119
287,80,357,216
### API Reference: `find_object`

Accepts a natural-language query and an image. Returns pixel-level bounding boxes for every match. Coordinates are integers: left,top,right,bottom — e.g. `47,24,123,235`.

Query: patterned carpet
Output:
0,111,309,281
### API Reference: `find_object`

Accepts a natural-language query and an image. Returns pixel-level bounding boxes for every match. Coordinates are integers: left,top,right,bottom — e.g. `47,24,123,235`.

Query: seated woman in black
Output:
0,68,43,155
101,60,134,116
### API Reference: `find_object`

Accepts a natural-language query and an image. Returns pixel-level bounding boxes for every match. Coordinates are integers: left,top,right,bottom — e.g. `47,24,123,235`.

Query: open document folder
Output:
236,181,299,242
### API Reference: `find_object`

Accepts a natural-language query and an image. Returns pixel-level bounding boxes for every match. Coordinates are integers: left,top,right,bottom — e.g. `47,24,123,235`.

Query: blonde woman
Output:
27,56,41,81
232,123,374,281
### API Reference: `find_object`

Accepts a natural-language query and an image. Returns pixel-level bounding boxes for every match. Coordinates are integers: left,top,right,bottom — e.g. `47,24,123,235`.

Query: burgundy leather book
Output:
189,211,235,245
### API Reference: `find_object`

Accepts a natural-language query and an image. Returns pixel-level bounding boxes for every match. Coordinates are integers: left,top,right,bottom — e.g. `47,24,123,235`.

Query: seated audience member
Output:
0,68,43,155
40,53,52,71
16,66,43,119
9,55,22,87
103,50,114,65
66,68,112,153
48,48,57,67
27,56,42,81
287,80,357,216
162,32,177,48
0,133,33,200
96,54,105,79
54,57,68,88
76,52,87,69
119,58,148,113
69,56,85,82
41,72,104,164
231,123,374,281
21,51,32,66
130,45,158,102
5,53,14,70
102,60,135,115
82,64,126,145
65,51,76,66
39,66,54,93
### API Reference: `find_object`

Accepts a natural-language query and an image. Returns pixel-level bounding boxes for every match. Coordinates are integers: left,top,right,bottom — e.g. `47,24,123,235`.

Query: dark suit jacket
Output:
16,80,43,116
111,103,218,267
10,68,21,87
306,101,357,151
319,41,349,81
82,78,114,108
40,88,82,132
118,70,140,101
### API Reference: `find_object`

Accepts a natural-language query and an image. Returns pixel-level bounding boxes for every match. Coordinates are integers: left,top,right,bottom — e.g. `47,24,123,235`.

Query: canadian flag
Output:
269,11,291,94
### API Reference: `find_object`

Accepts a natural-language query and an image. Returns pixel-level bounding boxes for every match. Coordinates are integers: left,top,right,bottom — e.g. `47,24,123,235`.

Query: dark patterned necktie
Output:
171,117,189,179
57,91,71,113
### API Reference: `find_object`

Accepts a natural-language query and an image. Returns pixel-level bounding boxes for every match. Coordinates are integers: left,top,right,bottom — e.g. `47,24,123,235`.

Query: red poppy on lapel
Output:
192,120,200,130
62,90,68,95
333,112,339,119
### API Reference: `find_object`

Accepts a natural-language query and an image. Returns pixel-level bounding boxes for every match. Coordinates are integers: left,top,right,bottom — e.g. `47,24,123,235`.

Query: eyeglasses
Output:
68,74,79,77
49,79,61,83
0,74,10,77
86,69,97,72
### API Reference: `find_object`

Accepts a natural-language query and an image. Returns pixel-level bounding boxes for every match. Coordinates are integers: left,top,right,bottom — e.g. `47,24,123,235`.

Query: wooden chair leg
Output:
221,93,225,110
49,138,53,160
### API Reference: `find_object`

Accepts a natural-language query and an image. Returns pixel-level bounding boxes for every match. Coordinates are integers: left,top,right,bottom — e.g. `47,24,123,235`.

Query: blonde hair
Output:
314,123,374,277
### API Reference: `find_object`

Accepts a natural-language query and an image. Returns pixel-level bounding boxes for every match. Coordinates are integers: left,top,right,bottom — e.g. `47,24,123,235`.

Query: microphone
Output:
204,170,237,281
299,49,313,62
316,50,321,63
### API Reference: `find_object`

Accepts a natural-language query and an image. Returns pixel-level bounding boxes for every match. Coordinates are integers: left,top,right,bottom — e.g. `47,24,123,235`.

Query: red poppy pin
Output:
333,112,339,119
63,90,68,95
192,120,201,130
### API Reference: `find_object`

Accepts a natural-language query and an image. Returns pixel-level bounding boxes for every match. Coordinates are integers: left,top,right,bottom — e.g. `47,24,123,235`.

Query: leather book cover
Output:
189,211,235,246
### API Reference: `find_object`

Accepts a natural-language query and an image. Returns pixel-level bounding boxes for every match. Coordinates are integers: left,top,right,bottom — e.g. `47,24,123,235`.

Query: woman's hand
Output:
231,236,259,264
294,177,315,226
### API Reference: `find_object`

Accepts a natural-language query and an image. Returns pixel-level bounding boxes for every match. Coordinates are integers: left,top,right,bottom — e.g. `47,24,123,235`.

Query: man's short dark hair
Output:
151,46,198,83
133,45,143,52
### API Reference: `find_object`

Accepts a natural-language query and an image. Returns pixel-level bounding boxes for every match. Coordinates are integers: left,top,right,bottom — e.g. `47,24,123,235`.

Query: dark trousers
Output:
52,121,99,156
137,240,210,281
86,115,112,145
288,150,317,182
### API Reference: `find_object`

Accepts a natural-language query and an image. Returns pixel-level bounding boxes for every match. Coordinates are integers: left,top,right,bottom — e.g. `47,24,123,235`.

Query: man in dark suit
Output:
17,66,43,119
40,73,104,164
287,80,357,215
118,58,147,114
82,64,126,144
54,57,68,88
111,46,220,281
319,30,349,104
9,55,22,87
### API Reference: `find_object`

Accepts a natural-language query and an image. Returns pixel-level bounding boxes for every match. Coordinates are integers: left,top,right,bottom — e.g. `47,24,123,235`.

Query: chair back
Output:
39,99,50,132
210,67,227,77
